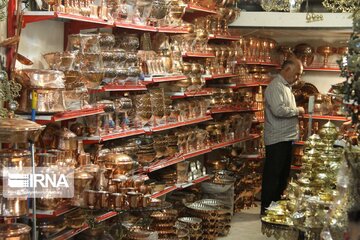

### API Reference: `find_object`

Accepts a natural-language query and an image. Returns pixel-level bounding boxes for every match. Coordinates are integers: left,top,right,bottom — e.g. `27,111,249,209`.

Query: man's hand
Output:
297,107,305,115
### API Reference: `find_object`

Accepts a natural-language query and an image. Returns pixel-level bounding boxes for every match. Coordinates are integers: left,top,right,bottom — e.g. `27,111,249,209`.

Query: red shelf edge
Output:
147,148,211,173
236,82,270,88
206,74,239,80
301,114,348,121
102,84,147,91
51,210,119,240
151,186,178,198
150,116,212,132
95,211,118,222
191,175,211,184
295,141,305,145
208,34,241,41
83,129,145,144
237,60,280,67
291,165,302,170
151,75,187,83
157,26,190,33
147,156,184,172
186,4,218,14
114,21,157,32
52,106,104,122
210,107,260,114
182,52,215,58
304,67,341,72
211,134,260,150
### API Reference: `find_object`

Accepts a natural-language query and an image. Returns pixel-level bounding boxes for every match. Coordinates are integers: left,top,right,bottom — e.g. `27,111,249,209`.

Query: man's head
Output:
280,58,303,85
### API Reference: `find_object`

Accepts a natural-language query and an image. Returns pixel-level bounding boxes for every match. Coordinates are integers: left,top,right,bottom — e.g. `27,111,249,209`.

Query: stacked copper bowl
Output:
150,209,179,239
176,217,203,240
185,199,232,239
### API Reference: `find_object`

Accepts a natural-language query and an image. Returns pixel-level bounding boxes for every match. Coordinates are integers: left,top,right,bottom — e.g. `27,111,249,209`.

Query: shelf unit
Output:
6,3,269,239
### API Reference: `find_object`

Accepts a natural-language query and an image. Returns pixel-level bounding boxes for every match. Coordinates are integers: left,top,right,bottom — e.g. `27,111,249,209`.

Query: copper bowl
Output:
80,70,104,89
0,223,31,240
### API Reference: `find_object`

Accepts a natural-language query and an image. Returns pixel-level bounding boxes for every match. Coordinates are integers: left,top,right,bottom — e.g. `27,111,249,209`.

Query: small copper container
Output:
110,193,127,210
127,192,143,209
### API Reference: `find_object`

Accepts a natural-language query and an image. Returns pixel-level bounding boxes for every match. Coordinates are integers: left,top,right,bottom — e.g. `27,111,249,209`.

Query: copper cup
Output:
95,191,110,209
127,192,143,209
84,190,97,209
142,194,151,208
110,193,126,210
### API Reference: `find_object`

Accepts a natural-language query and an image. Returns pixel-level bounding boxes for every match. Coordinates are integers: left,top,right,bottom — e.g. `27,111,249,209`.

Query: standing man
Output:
261,58,305,215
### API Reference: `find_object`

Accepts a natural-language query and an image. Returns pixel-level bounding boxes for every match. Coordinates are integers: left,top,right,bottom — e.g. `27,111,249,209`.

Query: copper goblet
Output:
337,46,348,56
317,45,337,68
294,43,315,67
278,45,293,63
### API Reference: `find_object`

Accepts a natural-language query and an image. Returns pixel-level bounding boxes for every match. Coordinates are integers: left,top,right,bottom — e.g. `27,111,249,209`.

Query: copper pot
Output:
104,153,137,175
18,88,66,113
36,198,62,211
0,223,31,240
110,193,126,210
84,190,97,209
127,192,143,208
0,149,31,169
73,169,93,206
36,153,57,167
57,127,77,151
15,69,65,89
0,118,44,143
96,191,110,209
0,194,28,217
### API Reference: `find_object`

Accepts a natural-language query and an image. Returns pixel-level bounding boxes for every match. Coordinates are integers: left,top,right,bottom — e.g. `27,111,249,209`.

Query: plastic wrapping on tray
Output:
63,88,90,110
15,69,65,89
67,34,101,53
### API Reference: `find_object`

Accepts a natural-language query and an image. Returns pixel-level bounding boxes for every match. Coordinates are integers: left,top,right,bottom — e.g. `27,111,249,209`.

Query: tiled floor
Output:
222,206,276,240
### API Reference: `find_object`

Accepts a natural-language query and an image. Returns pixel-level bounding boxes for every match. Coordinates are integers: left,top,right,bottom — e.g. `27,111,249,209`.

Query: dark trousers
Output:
261,141,293,214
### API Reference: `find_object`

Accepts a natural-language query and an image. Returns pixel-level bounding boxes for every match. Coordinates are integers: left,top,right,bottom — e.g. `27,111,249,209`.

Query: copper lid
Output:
0,149,31,157
74,169,93,180
0,118,44,132
0,223,31,237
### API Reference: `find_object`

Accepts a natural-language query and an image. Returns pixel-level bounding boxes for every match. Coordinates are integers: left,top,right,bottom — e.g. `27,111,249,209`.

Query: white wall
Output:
17,20,64,69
